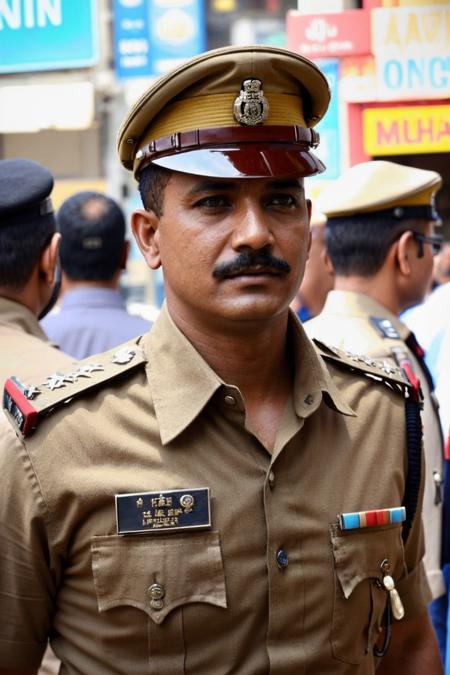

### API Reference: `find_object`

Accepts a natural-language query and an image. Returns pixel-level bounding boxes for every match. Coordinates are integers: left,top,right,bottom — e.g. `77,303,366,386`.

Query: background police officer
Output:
0,158,71,674
306,159,446,655
0,157,74,388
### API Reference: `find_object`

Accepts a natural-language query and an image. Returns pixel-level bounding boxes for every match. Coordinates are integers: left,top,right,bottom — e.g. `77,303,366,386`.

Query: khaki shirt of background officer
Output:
0,47,442,674
0,158,77,675
0,297,73,390
306,161,445,610
0,158,74,391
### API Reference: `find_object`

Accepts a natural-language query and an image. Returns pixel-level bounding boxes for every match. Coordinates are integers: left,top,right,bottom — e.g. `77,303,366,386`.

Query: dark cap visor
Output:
151,145,325,179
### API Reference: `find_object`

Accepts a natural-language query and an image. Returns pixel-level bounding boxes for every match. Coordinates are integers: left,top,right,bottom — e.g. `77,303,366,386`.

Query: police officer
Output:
305,159,446,642
0,48,442,674
0,158,75,389
0,159,73,675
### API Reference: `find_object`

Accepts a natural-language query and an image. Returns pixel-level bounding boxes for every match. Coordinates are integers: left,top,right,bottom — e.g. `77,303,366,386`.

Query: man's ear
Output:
39,232,61,285
131,209,161,270
395,230,414,276
322,250,334,276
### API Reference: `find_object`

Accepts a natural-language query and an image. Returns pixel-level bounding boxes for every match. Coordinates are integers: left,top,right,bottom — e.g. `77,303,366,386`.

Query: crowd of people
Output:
0,44,448,675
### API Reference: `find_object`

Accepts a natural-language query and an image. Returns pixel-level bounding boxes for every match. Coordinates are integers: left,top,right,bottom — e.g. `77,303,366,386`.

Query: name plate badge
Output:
115,488,211,535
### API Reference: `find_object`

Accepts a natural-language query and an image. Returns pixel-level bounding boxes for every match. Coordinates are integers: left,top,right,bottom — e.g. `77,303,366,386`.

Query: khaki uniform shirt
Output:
0,296,74,389
306,290,445,599
0,306,430,674
0,296,74,675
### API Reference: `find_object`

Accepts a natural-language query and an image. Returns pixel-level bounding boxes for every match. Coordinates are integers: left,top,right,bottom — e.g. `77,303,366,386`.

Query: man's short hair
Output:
58,191,126,281
138,164,172,217
0,219,55,289
325,217,426,277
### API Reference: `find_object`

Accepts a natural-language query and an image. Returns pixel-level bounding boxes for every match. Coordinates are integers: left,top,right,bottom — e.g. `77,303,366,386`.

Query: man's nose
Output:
231,204,274,251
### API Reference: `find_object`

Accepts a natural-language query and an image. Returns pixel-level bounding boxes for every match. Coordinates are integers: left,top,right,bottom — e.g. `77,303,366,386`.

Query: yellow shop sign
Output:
363,105,450,155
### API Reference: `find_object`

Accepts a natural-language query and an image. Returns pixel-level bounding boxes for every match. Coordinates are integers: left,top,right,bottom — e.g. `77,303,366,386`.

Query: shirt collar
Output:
144,305,223,445
0,296,48,340
322,290,409,340
144,305,354,446
290,313,355,418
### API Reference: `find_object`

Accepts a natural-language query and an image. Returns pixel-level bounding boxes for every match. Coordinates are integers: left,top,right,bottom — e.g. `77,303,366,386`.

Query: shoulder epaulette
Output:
313,338,416,397
3,337,147,438
369,316,401,340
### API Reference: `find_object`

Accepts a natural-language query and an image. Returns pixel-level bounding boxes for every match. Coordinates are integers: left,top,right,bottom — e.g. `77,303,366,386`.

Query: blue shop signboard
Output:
148,0,205,76
112,0,151,80
113,0,206,80
0,0,99,73
311,58,341,181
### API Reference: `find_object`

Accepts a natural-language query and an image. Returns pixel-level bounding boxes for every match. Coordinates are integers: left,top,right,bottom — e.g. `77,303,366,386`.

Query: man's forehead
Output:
174,174,305,193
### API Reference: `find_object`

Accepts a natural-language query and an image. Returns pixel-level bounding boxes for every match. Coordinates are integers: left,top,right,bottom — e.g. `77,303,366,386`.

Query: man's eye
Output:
195,196,230,208
268,194,299,207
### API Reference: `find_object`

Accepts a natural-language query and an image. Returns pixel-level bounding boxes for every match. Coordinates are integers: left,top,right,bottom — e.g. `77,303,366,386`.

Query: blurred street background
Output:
0,0,448,313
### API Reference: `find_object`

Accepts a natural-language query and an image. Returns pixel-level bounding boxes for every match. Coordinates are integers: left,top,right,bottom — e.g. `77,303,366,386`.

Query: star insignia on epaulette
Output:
62,363,104,382
112,347,137,365
344,350,378,367
379,360,399,376
82,362,104,374
61,373,78,383
42,373,67,390
23,384,41,400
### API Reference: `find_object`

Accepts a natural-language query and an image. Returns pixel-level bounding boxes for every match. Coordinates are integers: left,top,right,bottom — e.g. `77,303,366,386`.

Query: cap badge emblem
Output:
233,78,269,126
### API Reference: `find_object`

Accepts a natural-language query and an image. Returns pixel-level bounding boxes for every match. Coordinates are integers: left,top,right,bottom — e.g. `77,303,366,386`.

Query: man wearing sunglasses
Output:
306,159,446,656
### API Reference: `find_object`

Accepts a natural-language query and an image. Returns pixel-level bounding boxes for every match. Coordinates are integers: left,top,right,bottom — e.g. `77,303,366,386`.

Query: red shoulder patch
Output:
3,377,39,437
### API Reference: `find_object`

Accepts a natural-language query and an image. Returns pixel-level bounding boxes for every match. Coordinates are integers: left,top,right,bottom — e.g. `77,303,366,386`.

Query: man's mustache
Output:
213,251,291,279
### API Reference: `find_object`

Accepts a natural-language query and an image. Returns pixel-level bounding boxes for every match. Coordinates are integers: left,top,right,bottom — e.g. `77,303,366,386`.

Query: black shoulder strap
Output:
402,397,423,543
405,331,435,392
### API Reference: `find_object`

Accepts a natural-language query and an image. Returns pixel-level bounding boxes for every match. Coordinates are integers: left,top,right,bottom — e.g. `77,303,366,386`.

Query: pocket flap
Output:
91,531,227,624
331,524,404,598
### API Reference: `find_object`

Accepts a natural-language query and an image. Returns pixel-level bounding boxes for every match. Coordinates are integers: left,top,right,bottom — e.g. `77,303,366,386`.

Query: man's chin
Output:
216,298,291,323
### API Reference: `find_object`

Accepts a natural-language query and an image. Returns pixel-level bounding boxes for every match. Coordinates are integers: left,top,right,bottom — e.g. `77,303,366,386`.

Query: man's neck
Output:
0,284,37,317
61,278,118,293
169,307,294,453
334,276,401,316
168,305,293,403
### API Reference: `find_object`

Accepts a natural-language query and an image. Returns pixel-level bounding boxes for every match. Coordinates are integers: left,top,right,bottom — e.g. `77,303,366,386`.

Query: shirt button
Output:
304,394,314,405
276,549,289,569
147,583,165,610
268,471,275,488
224,395,237,406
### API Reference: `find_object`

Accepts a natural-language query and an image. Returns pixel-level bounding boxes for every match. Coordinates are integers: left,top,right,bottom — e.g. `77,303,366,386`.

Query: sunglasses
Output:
411,232,444,257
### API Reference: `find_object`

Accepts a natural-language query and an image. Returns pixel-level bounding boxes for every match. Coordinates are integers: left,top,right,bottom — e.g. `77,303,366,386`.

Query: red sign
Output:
286,9,371,58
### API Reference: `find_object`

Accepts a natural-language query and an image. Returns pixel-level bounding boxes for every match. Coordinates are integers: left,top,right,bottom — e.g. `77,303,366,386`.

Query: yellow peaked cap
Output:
317,161,442,218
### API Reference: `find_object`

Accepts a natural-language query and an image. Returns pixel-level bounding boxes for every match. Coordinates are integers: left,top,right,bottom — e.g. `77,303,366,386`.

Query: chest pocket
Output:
91,531,227,673
330,524,405,665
